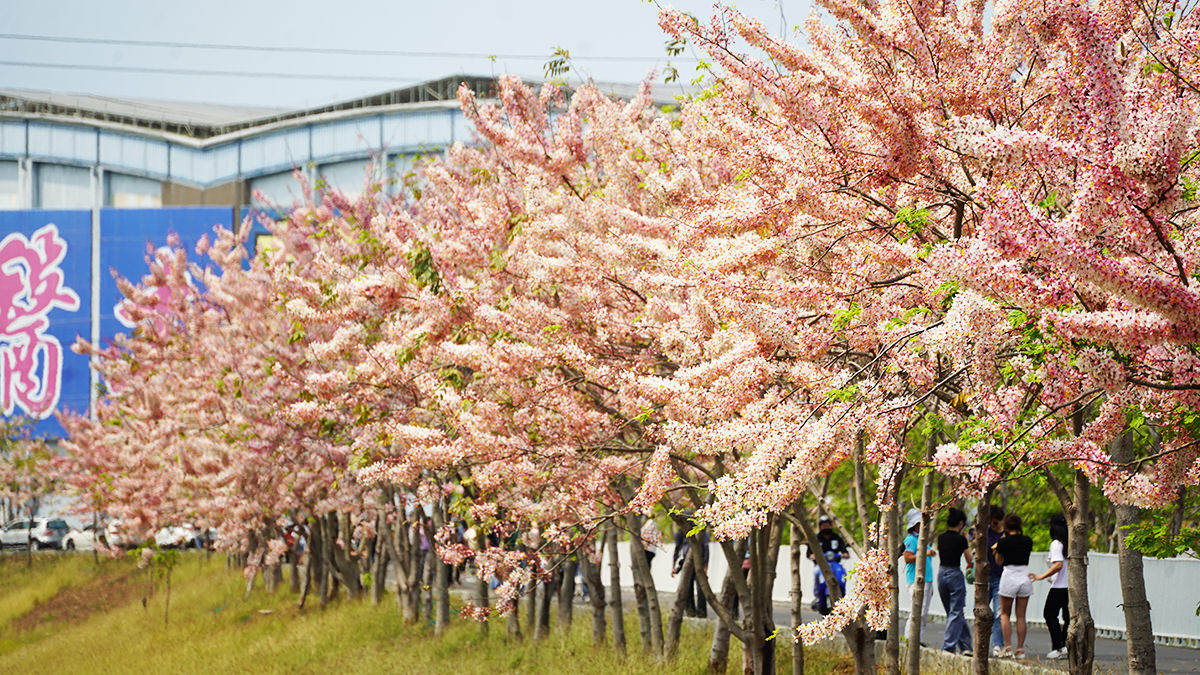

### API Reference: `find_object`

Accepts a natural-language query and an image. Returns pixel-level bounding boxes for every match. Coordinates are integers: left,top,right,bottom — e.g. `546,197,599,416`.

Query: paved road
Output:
606,585,1200,673
769,604,1200,674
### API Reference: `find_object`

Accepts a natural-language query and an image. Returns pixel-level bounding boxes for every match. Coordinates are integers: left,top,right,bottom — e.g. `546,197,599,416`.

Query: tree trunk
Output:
579,547,607,646
526,569,538,635
607,519,627,656
1065,468,1096,675
789,516,804,675
559,557,576,631
666,549,694,659
536,574,553,640
431,501,450,636
370,513,388,605
1112,432,1156,675
906,430,936,674
474,525,489,637
311,517,329,608
626,513,665,656
708,570,738,673
885,502,901,675
508,595,524,641
971,486,996,675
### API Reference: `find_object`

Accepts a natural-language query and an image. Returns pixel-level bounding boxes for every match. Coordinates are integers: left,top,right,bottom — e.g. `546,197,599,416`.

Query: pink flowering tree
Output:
648,1,1200,673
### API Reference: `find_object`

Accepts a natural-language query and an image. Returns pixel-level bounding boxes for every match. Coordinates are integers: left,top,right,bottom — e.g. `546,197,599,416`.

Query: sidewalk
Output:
610,584,1200,674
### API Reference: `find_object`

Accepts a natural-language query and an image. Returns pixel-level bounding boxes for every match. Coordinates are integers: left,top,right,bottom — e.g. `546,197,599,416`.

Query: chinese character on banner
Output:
0,224,82,419
114,246,189,338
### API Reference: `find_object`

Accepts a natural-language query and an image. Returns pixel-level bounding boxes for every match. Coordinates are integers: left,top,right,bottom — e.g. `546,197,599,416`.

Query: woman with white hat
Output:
903,508,936,644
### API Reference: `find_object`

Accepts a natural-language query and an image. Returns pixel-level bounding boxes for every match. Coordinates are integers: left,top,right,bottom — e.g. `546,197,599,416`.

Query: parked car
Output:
101,519,138,550
0,518,70,550
62,523,100,551
154,523,201,549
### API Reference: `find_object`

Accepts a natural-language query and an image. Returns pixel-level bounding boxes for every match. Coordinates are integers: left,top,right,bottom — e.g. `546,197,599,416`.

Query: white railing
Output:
616,542,1200,647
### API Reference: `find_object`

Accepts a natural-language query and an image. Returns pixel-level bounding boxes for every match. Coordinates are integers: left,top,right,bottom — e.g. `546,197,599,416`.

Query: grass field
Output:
0,552,854,674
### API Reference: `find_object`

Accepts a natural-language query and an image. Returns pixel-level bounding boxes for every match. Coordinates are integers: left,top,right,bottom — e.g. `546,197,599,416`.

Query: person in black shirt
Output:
992,513,1034,658
936,507,974,654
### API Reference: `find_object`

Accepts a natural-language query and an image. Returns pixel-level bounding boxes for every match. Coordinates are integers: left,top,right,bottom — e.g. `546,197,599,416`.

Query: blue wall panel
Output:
0,210,92,437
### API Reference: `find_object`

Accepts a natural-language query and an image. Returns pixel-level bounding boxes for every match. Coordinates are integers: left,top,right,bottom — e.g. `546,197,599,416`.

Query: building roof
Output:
0,88,285,134
0,75,687,140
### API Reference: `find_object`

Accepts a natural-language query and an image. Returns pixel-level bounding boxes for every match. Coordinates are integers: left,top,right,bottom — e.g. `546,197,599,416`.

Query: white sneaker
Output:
1054,649,1068,659
1046,649,1061,659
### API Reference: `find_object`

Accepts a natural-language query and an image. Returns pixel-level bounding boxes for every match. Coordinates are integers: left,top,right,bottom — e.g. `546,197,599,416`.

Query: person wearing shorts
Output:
993,513,1034,658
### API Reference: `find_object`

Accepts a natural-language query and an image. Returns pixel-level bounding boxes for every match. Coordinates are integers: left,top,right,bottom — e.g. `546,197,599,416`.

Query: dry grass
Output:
0,553,854,674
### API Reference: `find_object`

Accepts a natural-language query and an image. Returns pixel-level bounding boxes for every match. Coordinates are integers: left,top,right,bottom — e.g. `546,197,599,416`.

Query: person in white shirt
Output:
1030,514,1069,659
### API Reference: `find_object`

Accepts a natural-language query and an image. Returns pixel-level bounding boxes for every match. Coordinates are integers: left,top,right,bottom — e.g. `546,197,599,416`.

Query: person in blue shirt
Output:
903,508,935,644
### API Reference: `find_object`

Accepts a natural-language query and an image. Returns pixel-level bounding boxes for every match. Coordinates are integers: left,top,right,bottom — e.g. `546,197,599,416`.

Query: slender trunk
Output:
1112,431,1156,675
382,514,416,622
579,548,607,646
312,518,329,608
1065,468,1096,675
370,513,388,605
1170,487,1186,540
846,452,876,675
607,519,627,656
626,513,664,656
853,434,872,546
906,429,936,674
289,541,301,595
298,523,313,610
972,486,995,675
789,511,804,675
665,549,694,658
431,501,450,635
536,573,553,640
472,525,489,637
508,593,524,641
559,557,576,631
708,570,737,673
526,567,538,635
885,502,901,675
332,512,361,599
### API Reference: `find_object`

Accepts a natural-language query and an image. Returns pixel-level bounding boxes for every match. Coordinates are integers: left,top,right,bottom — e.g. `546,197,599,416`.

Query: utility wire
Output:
0,60,421,82
0,33,696,62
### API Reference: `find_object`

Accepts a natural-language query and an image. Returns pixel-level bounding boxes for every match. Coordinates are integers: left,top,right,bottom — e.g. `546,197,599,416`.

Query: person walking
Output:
808,514,848,615
903,508,935,644
1031,514,1069,659
985,505,1006,651
937,507,973,655
993,513,1034,658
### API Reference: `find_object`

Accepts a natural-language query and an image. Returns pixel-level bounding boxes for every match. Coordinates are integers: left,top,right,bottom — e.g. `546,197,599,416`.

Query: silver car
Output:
0,518,70,550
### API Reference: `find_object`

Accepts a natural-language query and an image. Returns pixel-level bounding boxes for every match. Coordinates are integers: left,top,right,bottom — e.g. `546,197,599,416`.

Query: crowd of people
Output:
902,506,1071,660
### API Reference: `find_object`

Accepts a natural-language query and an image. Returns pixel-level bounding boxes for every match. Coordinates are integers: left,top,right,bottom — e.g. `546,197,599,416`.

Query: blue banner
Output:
98,207,235,347
0,210,92,437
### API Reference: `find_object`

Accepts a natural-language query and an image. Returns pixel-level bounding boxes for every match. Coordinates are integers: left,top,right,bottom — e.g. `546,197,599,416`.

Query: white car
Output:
0,518,70,550
102,519,139,550
62,523,100,551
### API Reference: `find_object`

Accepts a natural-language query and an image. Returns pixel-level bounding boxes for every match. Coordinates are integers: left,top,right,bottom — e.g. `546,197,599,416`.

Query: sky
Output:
1,0,815,110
